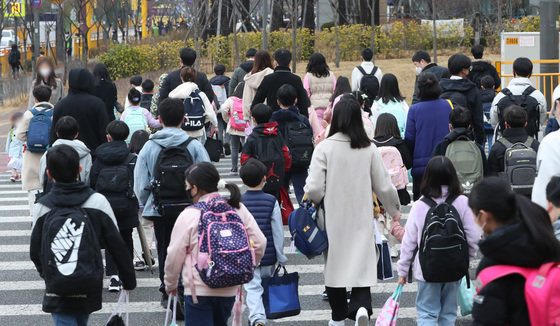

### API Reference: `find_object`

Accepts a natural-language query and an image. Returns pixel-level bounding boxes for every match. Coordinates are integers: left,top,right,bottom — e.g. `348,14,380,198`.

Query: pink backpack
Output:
230,97,246,131
378,146,408,190
476,262,560,325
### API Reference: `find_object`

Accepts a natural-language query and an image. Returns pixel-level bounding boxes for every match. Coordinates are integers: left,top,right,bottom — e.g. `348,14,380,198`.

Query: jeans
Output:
106,228,134,276
326,287,371,321
184,295,236,326
285,169,308,205
230,135,245,172
153,217,184,296
486,133,493,154
244,265,275,325
416,280,460,326
51,313,89,326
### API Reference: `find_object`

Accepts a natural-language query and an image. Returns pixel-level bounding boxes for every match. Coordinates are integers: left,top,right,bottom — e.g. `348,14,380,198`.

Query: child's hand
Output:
398,276,407,285
166,288,178,296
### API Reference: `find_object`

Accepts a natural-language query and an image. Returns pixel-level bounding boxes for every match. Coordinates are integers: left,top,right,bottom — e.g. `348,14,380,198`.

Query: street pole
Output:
141,0,147,38
540,0,559,108
32,7,40,73
262,0,268,50
432,0,437,64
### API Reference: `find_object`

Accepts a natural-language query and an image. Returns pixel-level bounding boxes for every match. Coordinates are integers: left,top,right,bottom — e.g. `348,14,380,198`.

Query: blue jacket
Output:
134,127,210,218
546,118,559,135
242,190,287,266
271,106,312,141
405,99,453,176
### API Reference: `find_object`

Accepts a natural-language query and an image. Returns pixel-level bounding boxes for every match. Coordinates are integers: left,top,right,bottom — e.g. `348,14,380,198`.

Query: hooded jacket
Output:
50,68,109,150
468,59,501,90
241,122,292,173
210,75,231,96
532,130,560,208
479,88,496,104
134,128,210,218
440,77,485,145
229,60,253,95
431,127,488,175
487,127,540,176
30,182,136,315
39,139,92,187
242,67,273,121
90,141,139,230
473,220,550,326
412,63,451,104
158,67,214,104
168,81,218,138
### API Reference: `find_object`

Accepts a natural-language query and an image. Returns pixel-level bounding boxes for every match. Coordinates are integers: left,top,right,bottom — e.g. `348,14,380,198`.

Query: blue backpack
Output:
182,89,206,131
482,101,493,131
27,107,53,153
288,201,328,259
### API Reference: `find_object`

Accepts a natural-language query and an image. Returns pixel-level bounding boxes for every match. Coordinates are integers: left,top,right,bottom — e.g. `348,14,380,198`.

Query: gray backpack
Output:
445,136,483,193
498,137,537,195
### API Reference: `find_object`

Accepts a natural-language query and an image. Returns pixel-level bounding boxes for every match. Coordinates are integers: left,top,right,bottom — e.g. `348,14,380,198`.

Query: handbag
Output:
457,276,475,316
375,221,394,280
106,290,129,326
164,294,178,326
204,136,222,162
375,285,402,326
261,265,301,319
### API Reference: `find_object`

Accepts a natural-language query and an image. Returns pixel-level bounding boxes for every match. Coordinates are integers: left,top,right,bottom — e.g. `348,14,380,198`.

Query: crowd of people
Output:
4,44,560,326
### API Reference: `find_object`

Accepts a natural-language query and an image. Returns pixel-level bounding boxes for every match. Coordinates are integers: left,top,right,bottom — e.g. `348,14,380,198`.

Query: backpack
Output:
94,154,136,216
498,137,537,195
123,108,147,143
194,196,255,288
377,99,407,138
288,201,328,259
482,101,493,131
378,146,408,190
229,97,246,131
151,138,195,217
285,116,314,169
8,50,19,66
418,196,469,283
445,136,483,194
476,262,560,326
41,206,103,296
251,135,286,196
496,87,541,138
357,66,380,107
26,108,53,153
212,84,228,108
182,89,206,131
440,89,469,109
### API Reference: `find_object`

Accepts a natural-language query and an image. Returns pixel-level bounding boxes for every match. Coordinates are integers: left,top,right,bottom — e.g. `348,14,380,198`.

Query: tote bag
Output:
375,285,402,326
261,265,301,319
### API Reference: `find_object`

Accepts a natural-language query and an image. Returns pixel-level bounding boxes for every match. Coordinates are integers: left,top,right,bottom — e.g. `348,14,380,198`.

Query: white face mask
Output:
39,68,51,78
415,66,423,74
476,213,487,237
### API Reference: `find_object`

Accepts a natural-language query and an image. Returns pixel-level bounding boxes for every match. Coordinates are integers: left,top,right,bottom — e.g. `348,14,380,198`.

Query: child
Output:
546,176,560,241
371,73,409,138
211,64,232,156
323,76,351,126
30,145,136,326
241,104,291,199
480,75,496,149
397,156,480,325
7,112,24,182
39,116,92,192
240,159,287,326
271,84,313,204
121,88,161,143
164,162,266,324
487,104,539,175
319,92,375,143
221,83,246,174
140,79,155,110
125,75,143,109
90,120,138,292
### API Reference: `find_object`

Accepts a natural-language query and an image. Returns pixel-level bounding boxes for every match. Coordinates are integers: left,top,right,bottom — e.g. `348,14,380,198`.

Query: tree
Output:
329,0,340,67
56,0,96,66
0,0,17,106
287,0,301,72
270,0,283,31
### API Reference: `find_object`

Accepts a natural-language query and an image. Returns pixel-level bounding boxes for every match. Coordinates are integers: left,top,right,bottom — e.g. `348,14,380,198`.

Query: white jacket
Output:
532,130,560,208
169,82,218,138
351,62,383,92
490,77,547,128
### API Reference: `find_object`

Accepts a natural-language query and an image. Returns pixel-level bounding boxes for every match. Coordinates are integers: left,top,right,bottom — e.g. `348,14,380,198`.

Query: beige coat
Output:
16,102,54,190
304,132,400,287
27,78,65,108
242,67,273,121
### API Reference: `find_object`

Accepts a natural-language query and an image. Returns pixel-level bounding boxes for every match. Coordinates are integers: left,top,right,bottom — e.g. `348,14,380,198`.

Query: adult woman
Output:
304,53,336,121
405,72,453,200
242,50,274,122
27,56,64,108
305,97,400,326
469,177,560,325
371,73,409,138
91,63,118,122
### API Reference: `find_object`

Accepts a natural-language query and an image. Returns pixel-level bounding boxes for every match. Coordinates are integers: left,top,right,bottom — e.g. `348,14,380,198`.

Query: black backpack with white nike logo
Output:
41,206,103,296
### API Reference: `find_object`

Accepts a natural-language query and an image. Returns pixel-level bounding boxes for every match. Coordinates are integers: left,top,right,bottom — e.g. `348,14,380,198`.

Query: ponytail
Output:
225,183,241,209
185,162,242,209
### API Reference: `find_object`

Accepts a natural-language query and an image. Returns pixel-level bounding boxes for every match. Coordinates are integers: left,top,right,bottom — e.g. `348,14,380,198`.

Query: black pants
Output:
106,228,134,276
153,217,184,296
326,286,372,321
412,173,424,201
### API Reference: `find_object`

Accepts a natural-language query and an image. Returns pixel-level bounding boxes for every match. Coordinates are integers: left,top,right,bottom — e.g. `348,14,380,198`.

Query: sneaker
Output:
328,320,345,326
321,290,328,301
230,170,238,176
10,173,16,182
355,307,369,326
390,247,399,258
134,261,147,271
254,323,265,326
224,143,231,156
108,277,121,292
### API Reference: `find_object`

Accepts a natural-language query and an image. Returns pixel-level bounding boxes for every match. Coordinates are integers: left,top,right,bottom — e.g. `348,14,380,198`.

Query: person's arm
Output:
303,73,311,97
221,98,233,122
15,112,31,142
486,146,501,176
458,198,480,259
251,83,267,109
370,146,400,217
101,211,136,290
404,107,416,153
411,77,420,105
351,67,360,91
471,91,485,145
133,146,151,206
159,73,171,101
282,145,291,171
96,104,110,146
396,203,419,277
201,93,218,127
239,204,267,265
296,80,311,117
187,140,210,163
307,107,321,139
200,74,215,105
480,145,489,177
397,143,413,169
28,83,35,108
229,68,240,95
535,91,548,126
490,93,502,128
304,145,326,203
90,159,100,188
270,201,287,265
142,109,162,128
492,66,501,89
164,209,192,293
30,215,45,278
49,108,60,146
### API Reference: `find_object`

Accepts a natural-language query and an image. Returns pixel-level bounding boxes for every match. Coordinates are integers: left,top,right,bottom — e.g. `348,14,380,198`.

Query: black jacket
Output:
487,127,540,175
270,106,312,142
373,136,413,205
412,63,451,104
158,67,214,104
432,127,488,175
479,88,496,104
30,182,136,315
91,81,118,122
90,141,139,230
473,220,549,326
229,60,253,94
251,66,311,117
468,59,501,90
440,78,485,145
50,68,109,150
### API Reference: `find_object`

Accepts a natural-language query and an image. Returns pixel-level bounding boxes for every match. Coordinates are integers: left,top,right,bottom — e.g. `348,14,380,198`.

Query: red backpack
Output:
476,262,560,325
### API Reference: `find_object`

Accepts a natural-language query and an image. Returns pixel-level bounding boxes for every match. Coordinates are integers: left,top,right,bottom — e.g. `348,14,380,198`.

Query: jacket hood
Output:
93,141,130,165
271,106,300,122
240,60,254,73
444,127,472,142
52,139,91,158
244,68,273,88
440,78,476,92
422,63,439,72
479,89,496,103
373,136,404,147
507,77,533,89
32,102,54,110
471,60,494,73
502,127,528,139
149,127,190,147
68,68,94,93
168,82,199,99
253,122,279,136
44,182,95,207
210,75,230,86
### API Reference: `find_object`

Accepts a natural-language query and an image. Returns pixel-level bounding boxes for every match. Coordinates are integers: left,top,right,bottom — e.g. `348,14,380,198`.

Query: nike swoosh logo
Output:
51,218,85,276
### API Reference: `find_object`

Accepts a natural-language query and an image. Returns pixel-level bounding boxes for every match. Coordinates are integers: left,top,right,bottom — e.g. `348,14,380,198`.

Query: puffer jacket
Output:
468,59,501,89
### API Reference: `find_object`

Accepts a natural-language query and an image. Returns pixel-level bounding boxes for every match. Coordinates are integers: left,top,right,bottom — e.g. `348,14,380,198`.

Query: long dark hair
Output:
328,95,371,149
250,50,273,74
129,130,149,154
34,56,58,88
376,73,405,104
330,77,351,102
306,53,330,78
420,156,463,199
185,162,241,208
93,63,112,84
375,113,401,139
469,177,560,261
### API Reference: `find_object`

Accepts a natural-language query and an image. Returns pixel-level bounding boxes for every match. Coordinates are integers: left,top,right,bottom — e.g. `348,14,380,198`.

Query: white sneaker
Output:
328,320,345,326
355,307,369,326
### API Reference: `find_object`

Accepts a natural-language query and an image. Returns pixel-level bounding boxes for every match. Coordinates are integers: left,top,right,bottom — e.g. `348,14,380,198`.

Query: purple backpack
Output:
194,196,255,288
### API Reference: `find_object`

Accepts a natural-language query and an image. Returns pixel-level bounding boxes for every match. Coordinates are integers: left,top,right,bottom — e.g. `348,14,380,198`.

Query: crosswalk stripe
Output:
0,230,31,236
0,205,28,211
0,216,31,223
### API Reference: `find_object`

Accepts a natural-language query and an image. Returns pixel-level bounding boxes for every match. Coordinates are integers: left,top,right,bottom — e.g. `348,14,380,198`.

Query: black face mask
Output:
185,186,196,204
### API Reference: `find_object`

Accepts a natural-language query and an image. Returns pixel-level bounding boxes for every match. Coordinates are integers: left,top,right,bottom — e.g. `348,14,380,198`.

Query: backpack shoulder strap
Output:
476,265,532,292
420,196,437,208
498,137,514,148
444,195,459,206
356,66,367,76
446,99,454,110
183,137,196,148
524,136,534,148
522,86,536,97
501,88,513,97
371,66,378,76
